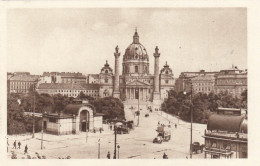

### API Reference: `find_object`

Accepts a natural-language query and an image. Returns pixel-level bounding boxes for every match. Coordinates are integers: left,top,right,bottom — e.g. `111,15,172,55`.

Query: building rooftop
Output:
207,114,245,133
37,83,100,90
43,72,85,77
9,75,40,81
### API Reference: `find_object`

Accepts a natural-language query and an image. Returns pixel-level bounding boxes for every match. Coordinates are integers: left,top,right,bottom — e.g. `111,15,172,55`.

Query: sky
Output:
6,8,247,77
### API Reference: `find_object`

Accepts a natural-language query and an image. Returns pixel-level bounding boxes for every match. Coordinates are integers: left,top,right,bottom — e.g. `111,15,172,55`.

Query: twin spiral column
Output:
153,46,161,101
113,45,120,98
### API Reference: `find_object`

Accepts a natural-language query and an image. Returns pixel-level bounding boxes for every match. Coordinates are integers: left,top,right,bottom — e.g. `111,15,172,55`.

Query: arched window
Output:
166,71,169,74
105,70,108,74
135,66,138,73
105,79,108,83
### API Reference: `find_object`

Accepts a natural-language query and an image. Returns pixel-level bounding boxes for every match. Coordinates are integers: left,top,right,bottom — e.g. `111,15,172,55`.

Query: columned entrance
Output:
79,110,90,132
124,86,150,102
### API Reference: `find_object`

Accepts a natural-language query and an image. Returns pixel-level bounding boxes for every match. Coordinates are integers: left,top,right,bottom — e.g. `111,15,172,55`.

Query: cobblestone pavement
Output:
7,105,206,159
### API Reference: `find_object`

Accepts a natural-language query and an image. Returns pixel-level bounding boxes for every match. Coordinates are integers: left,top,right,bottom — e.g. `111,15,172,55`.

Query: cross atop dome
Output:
164,61,169,68
105,60,109,67
133,28,139,44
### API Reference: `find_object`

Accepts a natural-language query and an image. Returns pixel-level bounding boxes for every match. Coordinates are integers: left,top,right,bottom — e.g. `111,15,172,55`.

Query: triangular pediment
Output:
126,80,149,86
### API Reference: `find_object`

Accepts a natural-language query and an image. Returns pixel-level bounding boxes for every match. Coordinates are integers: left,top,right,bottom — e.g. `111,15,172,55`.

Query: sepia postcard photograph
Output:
1,1,258,163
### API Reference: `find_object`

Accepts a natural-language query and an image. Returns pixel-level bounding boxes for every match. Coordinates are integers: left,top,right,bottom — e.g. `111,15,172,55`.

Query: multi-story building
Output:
190,74,215,95
175,70,218,93
37,83,100,99
214,66,247,97
203,114,247,158
40,72,86,84
8,72,40,94
87,74,100,84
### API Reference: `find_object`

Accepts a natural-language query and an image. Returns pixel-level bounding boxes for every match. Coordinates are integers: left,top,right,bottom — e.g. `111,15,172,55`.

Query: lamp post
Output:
98,139,100,159
32,78,39,138
32,82,36,138
136,88,140,127
190,83,193,159
184,79,193,159
41,112,46,150
113,126,117,159
117,145,120,159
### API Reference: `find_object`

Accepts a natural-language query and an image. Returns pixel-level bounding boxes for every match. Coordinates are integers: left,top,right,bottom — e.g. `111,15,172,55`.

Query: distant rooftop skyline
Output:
7,8,247,77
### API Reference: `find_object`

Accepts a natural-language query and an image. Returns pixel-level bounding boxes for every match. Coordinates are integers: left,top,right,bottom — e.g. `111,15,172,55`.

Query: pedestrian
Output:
175,124,177,129
99,128,102,134
163,153,168,159
13,140,16,149
94,129,96,133
24,145,28,154
158,121,160,125
18,141,21,149
110,124,112,130
107,151,110,159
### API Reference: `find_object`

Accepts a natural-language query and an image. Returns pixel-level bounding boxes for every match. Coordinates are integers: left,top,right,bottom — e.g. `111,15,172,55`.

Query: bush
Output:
8,119,26,135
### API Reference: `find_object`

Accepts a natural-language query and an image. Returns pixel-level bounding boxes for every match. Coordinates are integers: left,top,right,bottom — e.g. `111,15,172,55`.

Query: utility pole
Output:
137,88,140,127
114,126,117,159
98,139,100,159
32,83,35,138
41,112,46,150
190,83,193,159
41,114,43,149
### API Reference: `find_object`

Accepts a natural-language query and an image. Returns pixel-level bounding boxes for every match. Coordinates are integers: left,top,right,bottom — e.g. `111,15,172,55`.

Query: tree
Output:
161,89,245,124
77,91,95,101
90,97,125,120
241,89,247,109
52,94,71,113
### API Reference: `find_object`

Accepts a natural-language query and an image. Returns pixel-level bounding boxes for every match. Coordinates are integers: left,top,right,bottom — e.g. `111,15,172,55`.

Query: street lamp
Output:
117,145,120,159
98,139,101,159
41,111,47,150
135,88,140,127
113,126,117,159
184,79,193,159
32,78,39,138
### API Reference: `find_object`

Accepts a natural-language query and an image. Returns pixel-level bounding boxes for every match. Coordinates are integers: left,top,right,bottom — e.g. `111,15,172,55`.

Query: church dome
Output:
123,29,149,61
100,60,113,74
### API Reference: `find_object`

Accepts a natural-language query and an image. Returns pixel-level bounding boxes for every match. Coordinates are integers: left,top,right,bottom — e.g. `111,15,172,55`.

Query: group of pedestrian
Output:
158,121,178,128
12,140,28,154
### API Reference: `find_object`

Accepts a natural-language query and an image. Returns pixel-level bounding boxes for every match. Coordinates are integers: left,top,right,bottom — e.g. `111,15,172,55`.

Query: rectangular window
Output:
135,66,138,73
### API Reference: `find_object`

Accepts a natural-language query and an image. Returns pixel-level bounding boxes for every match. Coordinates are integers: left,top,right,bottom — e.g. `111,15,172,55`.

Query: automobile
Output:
191,142,204,153
153,136,163,144
117,126,129,134
156,126,171,142
145,114,149,117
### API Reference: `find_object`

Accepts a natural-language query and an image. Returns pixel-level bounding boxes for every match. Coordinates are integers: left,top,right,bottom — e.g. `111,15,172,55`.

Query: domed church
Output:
107,29,175,107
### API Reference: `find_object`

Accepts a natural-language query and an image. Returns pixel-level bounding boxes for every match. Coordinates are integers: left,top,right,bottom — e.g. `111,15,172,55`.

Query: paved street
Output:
7,104,206,159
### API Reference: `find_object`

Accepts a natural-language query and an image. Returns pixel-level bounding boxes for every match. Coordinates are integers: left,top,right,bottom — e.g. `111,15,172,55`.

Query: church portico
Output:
124,85,151,102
